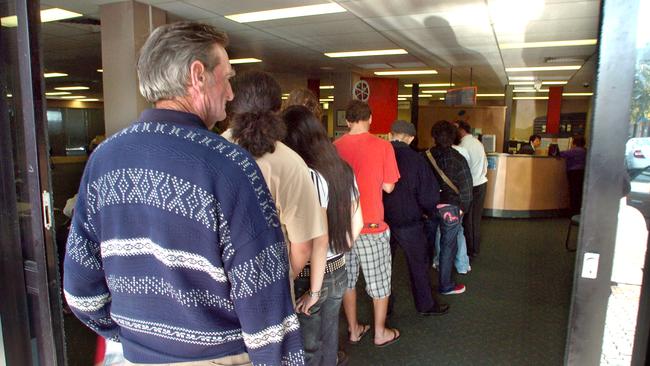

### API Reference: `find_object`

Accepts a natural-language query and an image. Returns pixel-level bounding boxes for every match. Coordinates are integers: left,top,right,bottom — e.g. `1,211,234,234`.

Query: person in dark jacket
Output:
518,134,541,155
424,120,473,295
384,120,449,316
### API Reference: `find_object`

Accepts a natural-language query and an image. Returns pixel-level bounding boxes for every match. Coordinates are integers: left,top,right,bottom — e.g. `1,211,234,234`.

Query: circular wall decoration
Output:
352,80,370,102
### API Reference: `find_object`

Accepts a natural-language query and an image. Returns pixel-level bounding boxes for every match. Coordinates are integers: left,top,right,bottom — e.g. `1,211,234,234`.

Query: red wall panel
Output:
546,86,563,134
362,77,398,134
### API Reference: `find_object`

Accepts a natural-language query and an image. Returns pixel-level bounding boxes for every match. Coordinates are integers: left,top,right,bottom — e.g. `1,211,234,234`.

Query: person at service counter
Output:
63,22,304,365
519,134,542,155
560,135,587,214
334,100,401,348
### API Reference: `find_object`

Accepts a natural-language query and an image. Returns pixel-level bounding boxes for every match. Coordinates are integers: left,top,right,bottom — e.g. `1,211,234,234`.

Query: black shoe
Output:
419,303,450,316
337,350,349,366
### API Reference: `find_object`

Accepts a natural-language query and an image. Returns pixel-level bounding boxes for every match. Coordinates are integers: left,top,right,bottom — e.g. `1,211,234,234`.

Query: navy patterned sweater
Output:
63,109,304,365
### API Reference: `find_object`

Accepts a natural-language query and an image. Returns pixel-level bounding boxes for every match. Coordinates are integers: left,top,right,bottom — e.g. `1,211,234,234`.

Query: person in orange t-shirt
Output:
334,100,401,348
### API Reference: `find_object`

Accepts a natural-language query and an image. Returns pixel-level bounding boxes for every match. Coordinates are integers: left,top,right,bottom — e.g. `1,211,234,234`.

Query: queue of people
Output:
62,20,491,366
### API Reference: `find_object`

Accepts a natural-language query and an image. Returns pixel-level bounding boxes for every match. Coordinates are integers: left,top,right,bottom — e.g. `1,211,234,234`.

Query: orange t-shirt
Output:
334,133,400,233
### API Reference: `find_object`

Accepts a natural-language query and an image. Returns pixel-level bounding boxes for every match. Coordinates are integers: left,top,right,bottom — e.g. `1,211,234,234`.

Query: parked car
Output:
625,137,650,170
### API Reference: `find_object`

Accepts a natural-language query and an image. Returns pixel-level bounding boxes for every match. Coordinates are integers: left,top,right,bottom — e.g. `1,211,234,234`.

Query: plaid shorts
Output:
345,230,392,298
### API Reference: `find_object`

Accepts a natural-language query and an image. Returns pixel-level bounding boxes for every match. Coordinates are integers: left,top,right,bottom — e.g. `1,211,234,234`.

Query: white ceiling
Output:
40,0,601,98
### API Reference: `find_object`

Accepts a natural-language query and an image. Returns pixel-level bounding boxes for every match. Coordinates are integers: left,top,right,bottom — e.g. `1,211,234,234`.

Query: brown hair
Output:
345,100,371,123
229,71,285,158
284,88,322,119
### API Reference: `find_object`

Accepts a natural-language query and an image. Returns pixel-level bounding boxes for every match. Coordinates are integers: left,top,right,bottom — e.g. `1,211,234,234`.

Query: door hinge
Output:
42,190,52,230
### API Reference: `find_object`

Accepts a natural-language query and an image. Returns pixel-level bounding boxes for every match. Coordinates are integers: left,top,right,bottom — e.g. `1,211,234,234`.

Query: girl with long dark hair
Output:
283,105,363,366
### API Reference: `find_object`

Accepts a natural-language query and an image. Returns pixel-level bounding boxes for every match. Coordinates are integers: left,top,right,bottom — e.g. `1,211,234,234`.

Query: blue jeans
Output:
426,206,462,293
294,265,347,366
433,218,471,273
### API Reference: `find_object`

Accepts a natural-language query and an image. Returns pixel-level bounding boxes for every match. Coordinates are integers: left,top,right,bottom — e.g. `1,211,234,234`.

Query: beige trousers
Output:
125,353,251,366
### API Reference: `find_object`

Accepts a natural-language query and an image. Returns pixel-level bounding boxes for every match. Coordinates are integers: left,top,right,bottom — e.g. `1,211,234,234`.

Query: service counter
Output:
484,153,569,218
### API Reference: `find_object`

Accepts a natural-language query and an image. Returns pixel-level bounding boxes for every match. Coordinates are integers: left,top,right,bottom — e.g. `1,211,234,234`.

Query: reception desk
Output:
484,154,570,218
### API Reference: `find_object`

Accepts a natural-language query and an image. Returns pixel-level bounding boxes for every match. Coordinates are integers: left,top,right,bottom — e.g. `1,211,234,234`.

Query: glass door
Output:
0,0,66,364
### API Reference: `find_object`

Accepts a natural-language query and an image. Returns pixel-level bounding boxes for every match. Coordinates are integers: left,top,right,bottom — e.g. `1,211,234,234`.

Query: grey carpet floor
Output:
338,218,576,366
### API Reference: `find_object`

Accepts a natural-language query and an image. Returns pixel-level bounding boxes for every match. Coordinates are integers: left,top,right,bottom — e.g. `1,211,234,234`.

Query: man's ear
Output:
189,60,206,91
406,135,415,145
368,115,372,125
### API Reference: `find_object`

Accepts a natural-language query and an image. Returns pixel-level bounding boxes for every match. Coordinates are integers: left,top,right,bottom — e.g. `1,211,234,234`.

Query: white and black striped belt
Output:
298,255,345,278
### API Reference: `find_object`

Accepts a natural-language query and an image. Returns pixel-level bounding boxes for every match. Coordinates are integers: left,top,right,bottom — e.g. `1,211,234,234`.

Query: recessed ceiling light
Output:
506,65,581,72
421,90,447,94
543,81,568,85
513,96,549,100
500,39,597,49
97,69,103,73
44,72,68,78
230,58,262,64
374,70,437,76
325,49,407,58
563,92,593,96
54,86,89,91
320,85,334,90
225,3,346,23
6,94,12,98
477,93,505,97
59,95,86,99
404,83,454,87
509,76,536,81
45,91,71,96
1,8,82,27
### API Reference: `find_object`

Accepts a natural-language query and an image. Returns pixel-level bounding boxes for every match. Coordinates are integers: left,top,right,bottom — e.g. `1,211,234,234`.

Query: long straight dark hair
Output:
282,106,358,253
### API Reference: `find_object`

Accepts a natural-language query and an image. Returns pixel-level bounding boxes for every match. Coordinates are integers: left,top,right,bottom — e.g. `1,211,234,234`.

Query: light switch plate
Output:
581,252,600,279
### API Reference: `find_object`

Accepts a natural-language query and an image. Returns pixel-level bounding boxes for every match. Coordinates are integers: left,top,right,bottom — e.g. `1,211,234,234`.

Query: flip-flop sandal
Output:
348,324,370,345
375,329,400,348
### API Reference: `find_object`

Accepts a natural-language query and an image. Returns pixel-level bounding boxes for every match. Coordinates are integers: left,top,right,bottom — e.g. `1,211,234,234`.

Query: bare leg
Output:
343,288,366,341
373,296,399,344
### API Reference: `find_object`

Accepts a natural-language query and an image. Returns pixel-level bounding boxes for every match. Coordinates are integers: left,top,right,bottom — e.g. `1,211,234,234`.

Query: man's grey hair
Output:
137,21,229,103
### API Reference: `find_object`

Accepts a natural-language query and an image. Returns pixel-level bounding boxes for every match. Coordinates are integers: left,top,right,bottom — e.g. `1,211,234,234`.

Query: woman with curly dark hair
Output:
283,105,363,366
222,71,329,315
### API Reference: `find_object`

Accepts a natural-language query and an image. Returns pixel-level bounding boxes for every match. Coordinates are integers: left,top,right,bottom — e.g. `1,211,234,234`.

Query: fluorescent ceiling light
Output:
6,94,12,98
45,91,71,96
404,83,454,87
325,49,407,58
320,85,334,90
374,70,437,76
319,98,332,102
421,90,447,94
322,102,329,109
59,95,86,99
397,97,407,101
397,94,431,98
44,72,68,78
477,93,505,97
563,92,593,96
506,65,582,72
514,88,550,92
78,98,100,102
509,76,535,81
500,39,597,49
225,3,346,23
513,96,549,100
54,86,89,91
1,8,82,27
281,96,288,100
97,69,103,73
230,58,262,64
439,97,445,100
509,81,568,85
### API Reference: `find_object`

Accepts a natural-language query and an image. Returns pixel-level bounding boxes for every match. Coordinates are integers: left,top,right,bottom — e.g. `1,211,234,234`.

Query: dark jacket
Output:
384,141,439,227
424,146,473,212
518,143,535,155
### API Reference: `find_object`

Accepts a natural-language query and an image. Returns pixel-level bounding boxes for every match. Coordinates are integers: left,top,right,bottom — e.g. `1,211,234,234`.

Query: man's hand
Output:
295,291,319,315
